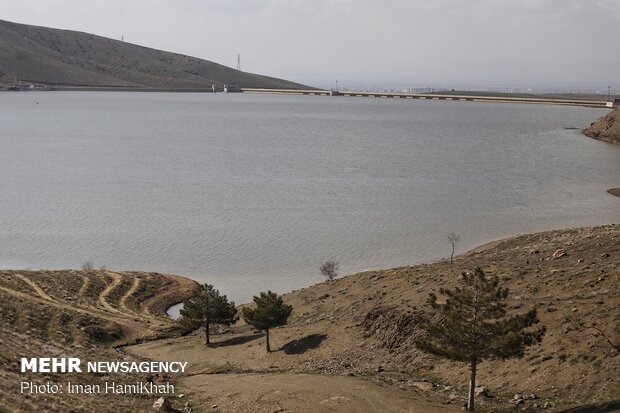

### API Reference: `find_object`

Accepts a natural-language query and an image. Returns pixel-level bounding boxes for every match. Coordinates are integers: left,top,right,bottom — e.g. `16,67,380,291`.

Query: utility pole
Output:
237,54,241,71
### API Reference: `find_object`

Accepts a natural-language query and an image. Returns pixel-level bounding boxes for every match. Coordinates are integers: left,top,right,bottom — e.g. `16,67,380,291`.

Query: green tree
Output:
416,268,544,411
242,291,293,352
179,284,237,345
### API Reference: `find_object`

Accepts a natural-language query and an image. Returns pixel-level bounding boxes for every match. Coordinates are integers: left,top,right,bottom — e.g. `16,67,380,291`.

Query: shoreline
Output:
129,223,619,413
164,222,619,314
2,223,618,412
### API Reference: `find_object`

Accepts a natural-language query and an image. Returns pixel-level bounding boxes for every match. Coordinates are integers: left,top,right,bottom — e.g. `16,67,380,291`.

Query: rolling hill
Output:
0,19,308,90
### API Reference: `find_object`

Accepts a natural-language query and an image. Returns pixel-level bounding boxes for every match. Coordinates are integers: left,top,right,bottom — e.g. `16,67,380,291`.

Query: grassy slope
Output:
0,19,308,89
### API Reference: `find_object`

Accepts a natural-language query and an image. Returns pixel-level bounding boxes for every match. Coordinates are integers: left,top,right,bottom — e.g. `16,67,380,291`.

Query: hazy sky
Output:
2,0,619,90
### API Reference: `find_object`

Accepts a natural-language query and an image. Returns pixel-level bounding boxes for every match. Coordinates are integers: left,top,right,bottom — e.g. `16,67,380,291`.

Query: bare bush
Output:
447,232,460,264
319,260,339,281
81,259,94,272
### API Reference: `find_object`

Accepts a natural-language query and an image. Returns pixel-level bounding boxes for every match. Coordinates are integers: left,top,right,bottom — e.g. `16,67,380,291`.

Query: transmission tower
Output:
237,54,241,71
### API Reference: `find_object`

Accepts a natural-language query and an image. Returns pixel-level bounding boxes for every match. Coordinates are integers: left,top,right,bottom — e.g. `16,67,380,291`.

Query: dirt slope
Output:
0,19,308,89
0,270,197,412
583,108,620,144
2,225,617,412
129,225,619,413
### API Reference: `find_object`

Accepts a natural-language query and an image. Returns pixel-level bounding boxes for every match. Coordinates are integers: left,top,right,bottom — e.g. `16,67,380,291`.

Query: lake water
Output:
1,92,619,303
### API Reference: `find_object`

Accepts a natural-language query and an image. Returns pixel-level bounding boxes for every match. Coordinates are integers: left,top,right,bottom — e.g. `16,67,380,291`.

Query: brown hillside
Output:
583,108,620,144
2,225,618,412
0,19,308,89
130,225,620,413
0,270,197,412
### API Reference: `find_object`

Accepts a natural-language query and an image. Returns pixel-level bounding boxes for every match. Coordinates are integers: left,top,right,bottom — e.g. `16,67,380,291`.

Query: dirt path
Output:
0,284,152,339
14,273,56,302
98,271,123,313
181,373,459,413
119,275,140,311
77,273,91,298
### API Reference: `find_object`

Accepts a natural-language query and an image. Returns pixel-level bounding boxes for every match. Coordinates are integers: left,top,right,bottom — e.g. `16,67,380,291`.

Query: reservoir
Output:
1,92,619,302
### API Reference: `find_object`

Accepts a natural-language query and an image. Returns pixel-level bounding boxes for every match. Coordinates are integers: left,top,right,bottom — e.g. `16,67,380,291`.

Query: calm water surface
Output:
1,92,619,302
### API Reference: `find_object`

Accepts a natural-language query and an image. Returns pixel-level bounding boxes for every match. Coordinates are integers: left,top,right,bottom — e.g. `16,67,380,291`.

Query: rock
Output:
212,405,218,409
375,366,385,372
516,398,525,405
408,380,433,391
601,253,610,258
552,249,567,259
178,394,184,398
577,258,584,264
513,394,523,400
153,397,172,411
474,386,489,397
528,393,538,400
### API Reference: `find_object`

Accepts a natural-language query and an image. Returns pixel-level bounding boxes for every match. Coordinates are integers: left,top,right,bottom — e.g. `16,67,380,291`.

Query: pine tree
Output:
416,268,545,411
242,291,293,352
179,284,237,345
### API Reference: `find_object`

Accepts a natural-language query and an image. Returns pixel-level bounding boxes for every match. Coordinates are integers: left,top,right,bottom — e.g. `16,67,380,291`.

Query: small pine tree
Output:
242,291,293,352
416,268,544,411
319,260,339,281
179,284,237,345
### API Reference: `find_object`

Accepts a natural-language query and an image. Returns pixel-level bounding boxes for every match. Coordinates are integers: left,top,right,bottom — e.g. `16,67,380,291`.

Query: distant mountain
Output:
0,19,308,90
